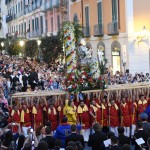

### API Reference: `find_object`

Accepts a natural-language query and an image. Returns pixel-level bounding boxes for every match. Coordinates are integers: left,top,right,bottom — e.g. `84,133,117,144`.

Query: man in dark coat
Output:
88,123,107,150
118,126,130,146
65,124,84,148
133,121,149,150
108,136,121,150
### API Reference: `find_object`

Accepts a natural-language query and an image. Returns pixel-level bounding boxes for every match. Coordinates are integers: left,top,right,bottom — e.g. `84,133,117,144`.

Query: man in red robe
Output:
32,102,43,129
77,101,90,142
138,94,148,115
20,105,32,137
48,103,58,134
10,105,20,133
89,100,102,127
129,98,138,136
101,96,109,133
108,99,119,137
120,98,131,137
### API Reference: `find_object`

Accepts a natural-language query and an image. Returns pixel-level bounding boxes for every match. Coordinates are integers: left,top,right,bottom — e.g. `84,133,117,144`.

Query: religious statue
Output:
78,39,92,64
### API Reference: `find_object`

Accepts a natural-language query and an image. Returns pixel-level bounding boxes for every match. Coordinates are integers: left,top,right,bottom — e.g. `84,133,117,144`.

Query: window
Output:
73,14,78,23
18,2,20,12
112,0,118,22
19,24,20,34
57,15,60,31
45,20,48,33
32,19,34,31
85,6,89,27
35,17,39,31
16,4,17,14
97,1,102,24
28,20,30,31
51,18,53,32
24,22,26,33
40,16,43,33
22,23,23,33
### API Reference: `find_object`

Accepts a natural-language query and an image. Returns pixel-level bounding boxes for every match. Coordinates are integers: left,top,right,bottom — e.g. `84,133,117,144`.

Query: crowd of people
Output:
0,87,150,149
0,55,150,150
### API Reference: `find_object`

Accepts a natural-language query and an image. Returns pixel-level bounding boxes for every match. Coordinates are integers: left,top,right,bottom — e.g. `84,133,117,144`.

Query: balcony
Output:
94,24,104,37
6,15,13,23
107,21,119,36
82,26,90,37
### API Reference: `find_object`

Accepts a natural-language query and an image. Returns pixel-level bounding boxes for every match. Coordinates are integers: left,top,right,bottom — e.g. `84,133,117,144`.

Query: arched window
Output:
111,41,121,74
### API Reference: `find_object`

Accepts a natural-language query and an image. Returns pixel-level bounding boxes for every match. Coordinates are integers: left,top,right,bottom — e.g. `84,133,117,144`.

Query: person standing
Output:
20,105,31,137
108,99,119,137
120,97,131,137
77,101,90,142
10,105,20,133
88,123,107,150
66,100,77,125
54,117,71,148
47,103,58,134
89,100,102,128
65,125,84,148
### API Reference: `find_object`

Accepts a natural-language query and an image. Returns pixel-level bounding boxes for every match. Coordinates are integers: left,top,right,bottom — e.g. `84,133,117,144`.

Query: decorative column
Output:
63,23,76,73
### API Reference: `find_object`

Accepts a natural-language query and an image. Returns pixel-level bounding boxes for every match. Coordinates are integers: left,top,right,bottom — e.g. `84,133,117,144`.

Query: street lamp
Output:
37,40,42,62
1,42,4,55
19,40,25,57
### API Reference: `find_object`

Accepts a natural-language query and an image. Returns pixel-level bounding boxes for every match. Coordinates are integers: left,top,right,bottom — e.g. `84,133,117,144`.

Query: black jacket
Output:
41,136,55,149
88,131,107,150
107,145,121,150
118,134,130,146
133,129,149,150
65,133,84,147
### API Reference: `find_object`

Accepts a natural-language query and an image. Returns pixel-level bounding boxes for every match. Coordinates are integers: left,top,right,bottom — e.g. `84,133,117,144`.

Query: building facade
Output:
0,0,8,38
70,0,150,74
5,0,68,39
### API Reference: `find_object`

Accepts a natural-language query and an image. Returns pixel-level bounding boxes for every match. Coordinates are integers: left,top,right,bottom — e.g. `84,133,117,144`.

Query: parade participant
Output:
47,103,58,133
108,98,119,137
66,100,77,125
91,93,100,104
77,101,90,142
129,89,138,136
32,100,43,129
89,100,101,128
101,95,109,133
10,105,20,133
137,88,149,115
57,100,65,125
120,97,131,137
20,104,31,137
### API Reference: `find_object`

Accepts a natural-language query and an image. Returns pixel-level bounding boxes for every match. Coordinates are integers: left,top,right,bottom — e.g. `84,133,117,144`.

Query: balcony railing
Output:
6,15,13,23
94,24,104,37
82,26,90,37
107,21,119,36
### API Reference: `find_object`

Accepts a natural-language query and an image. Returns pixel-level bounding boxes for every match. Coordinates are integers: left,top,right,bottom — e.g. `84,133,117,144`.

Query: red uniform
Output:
77,105,90,129
120,102,131,127
138,99,148,114
129,101,138,125
48,107,58,131
109,103,119,127
20,108,31,127
11,110,20,133
32,106,43,129
89,104,102,126
101,103,108,127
